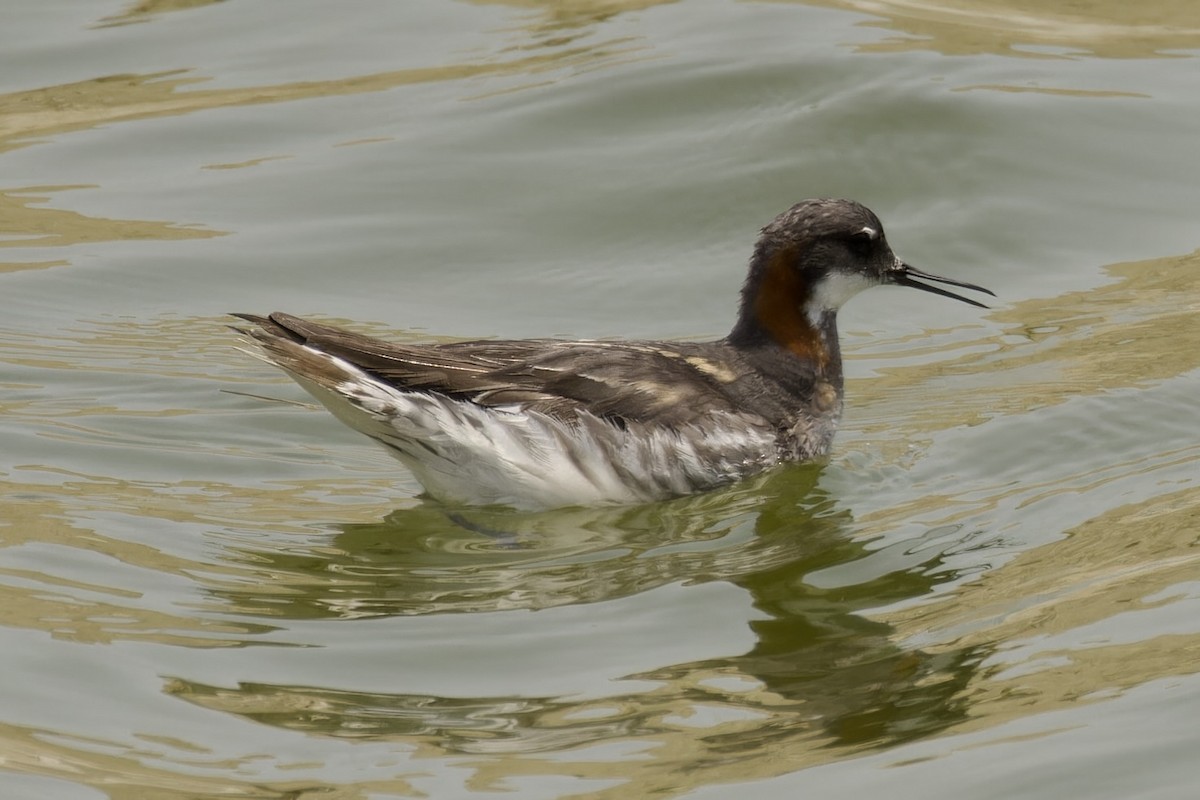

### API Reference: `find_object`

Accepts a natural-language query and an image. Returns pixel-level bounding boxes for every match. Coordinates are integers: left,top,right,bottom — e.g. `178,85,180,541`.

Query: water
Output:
2,1,1200,798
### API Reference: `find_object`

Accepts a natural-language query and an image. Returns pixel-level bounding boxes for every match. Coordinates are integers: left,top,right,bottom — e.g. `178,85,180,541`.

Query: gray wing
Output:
232,312,765,428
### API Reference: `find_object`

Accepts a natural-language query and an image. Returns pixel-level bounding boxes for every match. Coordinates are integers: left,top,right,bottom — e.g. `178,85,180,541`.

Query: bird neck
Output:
727,246,843,383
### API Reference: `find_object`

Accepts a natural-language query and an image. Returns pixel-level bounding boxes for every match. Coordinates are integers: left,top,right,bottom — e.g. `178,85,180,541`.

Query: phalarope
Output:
234,198,992,509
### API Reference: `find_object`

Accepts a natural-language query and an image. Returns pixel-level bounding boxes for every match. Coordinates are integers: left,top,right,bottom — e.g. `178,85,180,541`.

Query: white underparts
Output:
278,344,778,510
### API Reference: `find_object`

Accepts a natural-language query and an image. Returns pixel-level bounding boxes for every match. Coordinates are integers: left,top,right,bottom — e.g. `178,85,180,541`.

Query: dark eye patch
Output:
846,229,876,257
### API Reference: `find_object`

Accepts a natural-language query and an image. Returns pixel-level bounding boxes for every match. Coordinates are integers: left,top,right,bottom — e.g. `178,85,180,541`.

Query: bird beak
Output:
888,261,995,309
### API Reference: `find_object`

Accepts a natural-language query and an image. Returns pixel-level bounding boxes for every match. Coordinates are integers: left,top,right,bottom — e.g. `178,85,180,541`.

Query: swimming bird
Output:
233,198,992,509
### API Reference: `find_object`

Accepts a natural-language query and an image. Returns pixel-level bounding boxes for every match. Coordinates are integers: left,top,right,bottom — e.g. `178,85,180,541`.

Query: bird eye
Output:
846,231,875,257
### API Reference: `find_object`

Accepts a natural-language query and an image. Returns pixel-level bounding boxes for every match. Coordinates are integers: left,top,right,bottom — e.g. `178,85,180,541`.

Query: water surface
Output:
2,1,1200,798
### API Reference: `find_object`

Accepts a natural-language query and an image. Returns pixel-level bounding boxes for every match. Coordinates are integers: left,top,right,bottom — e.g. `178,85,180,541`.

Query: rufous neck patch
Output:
753,248,830,367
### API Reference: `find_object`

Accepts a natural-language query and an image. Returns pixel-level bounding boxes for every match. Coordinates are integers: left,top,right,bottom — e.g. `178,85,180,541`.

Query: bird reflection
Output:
181,464,985,783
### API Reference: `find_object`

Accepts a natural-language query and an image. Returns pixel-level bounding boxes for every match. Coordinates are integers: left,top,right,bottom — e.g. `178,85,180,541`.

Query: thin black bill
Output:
890,264,995,309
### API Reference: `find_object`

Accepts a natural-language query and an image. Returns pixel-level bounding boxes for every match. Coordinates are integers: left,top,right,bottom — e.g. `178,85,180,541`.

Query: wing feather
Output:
232,312,766,428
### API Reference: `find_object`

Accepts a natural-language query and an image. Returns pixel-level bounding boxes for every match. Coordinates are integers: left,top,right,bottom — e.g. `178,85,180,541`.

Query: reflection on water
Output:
170,466,983,795
97,0,227,29
0,438,989,795
846,249,1200,478
0,184,222,274
0,39,645,158
0,1,655,277
204,467,832,619
883,483,1200,732
4,0,1200,796
811,0,1200,58
1,238,1197,796
470,0,678,36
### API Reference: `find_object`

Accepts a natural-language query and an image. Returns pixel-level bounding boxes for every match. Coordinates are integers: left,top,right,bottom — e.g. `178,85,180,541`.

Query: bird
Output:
232,198,993,510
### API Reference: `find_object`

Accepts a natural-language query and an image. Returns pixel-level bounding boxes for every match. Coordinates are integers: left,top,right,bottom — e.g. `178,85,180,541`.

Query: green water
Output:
3,1,1200,798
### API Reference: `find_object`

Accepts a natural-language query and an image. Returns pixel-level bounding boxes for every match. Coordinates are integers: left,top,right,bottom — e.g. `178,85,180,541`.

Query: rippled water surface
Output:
3,1,1200,798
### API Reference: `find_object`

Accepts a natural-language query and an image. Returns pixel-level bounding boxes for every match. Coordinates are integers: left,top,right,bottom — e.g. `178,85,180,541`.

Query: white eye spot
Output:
859,226,878,240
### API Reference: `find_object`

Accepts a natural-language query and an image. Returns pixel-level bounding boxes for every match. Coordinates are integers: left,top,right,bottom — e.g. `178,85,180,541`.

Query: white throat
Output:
805,271,876,326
